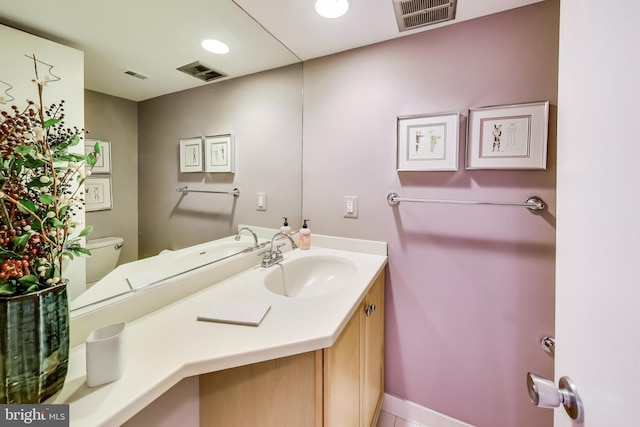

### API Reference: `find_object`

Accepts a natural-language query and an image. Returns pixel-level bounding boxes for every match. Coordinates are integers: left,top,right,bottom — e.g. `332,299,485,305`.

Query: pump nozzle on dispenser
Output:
280,217,291,236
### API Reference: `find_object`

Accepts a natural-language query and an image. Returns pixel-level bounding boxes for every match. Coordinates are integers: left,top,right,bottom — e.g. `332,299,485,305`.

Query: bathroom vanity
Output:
199,271,384,427
52,232,387,427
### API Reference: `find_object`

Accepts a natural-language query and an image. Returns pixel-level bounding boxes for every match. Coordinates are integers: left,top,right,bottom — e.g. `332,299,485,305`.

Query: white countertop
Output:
53,243,387,426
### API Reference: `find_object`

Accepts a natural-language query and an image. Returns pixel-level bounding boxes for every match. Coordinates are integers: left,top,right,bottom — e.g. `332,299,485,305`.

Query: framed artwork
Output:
179,137,203,172
85,139,111,174
85,177,113,211
466,101,549,170
204,134,234,173
397,111,460,171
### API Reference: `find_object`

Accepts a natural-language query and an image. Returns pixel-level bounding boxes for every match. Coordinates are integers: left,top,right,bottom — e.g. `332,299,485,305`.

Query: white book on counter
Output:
197,300,271,326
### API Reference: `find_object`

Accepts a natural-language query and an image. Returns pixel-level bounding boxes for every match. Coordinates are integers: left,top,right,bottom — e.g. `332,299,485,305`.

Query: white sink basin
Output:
173,241,255,270
263,254,357,298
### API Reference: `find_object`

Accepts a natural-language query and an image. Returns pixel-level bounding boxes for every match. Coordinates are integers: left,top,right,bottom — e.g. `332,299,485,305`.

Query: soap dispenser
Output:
299,219,311,250
280,217,292,236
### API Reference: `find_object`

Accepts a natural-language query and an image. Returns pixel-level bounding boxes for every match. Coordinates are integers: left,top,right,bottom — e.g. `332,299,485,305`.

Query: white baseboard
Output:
382,394,475,427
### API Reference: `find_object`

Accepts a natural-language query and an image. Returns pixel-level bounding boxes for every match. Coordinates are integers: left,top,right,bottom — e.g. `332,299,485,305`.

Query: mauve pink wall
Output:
122,377,199,427
302,2,559,427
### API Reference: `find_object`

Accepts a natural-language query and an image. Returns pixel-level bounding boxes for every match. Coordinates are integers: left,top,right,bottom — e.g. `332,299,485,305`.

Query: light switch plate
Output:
343,196,358,218
257,192,267,211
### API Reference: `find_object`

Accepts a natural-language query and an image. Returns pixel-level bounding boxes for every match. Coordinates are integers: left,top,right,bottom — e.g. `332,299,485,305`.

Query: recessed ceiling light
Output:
201,39,230,54
315,0,350,19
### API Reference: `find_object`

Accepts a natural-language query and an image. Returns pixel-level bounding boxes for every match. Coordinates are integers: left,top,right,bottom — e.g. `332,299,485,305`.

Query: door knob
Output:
527,373,584,423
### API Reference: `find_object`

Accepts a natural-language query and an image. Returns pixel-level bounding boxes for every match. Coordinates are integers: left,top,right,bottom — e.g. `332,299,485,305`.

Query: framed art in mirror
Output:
85,139,111,173
204,134,234,173
397,111,460,171
85,177,113,211
179,137,203,173
466,101,549,170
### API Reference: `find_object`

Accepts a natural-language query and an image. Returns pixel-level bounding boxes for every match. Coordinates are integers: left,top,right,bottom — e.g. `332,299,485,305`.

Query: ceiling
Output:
0,0,543,102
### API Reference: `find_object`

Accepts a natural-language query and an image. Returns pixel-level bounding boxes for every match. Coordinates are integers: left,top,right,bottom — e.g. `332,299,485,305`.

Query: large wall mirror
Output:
0,0,303,314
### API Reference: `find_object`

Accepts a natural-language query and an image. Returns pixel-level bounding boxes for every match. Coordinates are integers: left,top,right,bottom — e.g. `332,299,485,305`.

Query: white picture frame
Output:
466,101,549,170
397,111,460,171
85,177,113,211
85,139,111,174
179,137,203,173
204,134,234,173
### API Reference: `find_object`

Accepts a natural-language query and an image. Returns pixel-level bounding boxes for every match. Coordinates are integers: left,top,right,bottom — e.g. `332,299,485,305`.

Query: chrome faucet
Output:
235,227,259,248
260,232,298,267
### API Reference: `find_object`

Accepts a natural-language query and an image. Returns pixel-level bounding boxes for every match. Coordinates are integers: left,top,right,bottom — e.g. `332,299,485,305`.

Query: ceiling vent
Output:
123,69,149,80
176,61,227,82
393,0,457,32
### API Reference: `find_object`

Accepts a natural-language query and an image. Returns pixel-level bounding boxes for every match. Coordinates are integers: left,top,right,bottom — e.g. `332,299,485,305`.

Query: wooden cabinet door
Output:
323,308,361,427
362,274,385,427
200,352,319,427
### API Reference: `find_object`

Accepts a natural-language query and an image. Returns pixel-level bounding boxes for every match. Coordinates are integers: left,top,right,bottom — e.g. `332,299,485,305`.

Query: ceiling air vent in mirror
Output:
393,0,457,32
124,69,149,80
176,61,227,82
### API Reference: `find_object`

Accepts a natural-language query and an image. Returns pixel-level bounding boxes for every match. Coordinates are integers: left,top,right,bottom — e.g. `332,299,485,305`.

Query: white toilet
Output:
86,237,124,288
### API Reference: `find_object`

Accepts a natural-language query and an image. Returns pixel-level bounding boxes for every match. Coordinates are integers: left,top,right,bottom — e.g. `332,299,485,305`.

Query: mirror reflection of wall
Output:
84,91,139,266
137,63,303,259
84,63,303,264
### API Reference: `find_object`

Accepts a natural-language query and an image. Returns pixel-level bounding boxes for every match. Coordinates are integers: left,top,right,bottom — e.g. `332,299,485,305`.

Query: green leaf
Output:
17,199,37,214
44,118,60,128
94,142,102,154
79,225,94,237
86,153,97,167
18,274,39,285
24,158,45,169
52,154,75,162
61,251,74,260
39,194,55,205
0,248,19,258
51,218,64,228
26,284,41,293
69,134,81,147
12,233,31,251
0,283,16,296
62,153,87,162
27,177,49,189
72,247,91,256
14,145,34,156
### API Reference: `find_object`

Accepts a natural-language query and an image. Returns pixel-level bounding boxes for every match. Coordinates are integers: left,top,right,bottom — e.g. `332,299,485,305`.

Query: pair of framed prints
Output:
396,101,549,171
179,134,234,174
84,139,113,212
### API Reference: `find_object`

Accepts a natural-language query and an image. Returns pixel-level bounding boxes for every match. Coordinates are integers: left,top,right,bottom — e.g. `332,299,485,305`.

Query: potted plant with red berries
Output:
0,56,99,403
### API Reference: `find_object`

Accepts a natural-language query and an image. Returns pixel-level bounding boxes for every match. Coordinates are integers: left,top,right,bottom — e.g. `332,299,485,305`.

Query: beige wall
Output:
136,64,302,258
84,90,139,264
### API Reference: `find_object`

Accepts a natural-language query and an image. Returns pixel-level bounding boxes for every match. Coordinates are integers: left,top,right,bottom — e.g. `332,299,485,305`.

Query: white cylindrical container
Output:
86,321,127,387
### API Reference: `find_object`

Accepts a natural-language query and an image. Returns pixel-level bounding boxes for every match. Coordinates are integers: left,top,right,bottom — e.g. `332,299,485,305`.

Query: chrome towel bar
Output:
176,186,240,197
386,192,545,212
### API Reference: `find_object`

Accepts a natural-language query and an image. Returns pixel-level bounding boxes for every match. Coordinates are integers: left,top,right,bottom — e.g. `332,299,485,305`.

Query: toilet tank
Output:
86,237,124,285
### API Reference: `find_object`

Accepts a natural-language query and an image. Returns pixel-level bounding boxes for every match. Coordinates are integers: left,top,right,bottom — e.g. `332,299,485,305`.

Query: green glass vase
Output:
0,282,70,403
